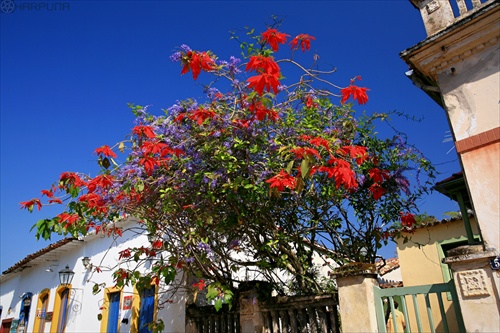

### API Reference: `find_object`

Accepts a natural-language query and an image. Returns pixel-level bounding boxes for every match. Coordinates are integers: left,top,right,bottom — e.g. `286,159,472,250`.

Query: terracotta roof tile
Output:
376,257,400,276
1,238,80,275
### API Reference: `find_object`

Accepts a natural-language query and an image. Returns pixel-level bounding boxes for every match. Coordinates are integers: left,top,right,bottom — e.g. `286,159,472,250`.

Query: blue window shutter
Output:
138,286,155,333
107,292,120,333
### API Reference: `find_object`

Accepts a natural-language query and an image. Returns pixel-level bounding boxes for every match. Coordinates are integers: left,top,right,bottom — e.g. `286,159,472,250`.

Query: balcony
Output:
410,0,495,36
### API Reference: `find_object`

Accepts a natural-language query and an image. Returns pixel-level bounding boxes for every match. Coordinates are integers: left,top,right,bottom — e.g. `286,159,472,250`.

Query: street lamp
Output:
58,265,75,286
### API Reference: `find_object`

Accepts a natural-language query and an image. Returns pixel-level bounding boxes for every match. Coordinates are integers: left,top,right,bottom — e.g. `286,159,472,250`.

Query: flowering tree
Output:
22,25,434,301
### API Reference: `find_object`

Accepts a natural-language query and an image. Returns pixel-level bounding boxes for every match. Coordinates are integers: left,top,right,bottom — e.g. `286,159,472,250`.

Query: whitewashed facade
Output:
0,216,338,333
0,217,186,333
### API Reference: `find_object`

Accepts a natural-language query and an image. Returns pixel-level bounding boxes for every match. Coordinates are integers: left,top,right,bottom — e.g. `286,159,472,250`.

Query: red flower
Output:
245,56,281,95
57,212,80,226
368,168,389,183
319,158,358,189
20,198,42,212
400,212,416,228
193,279,206,291
174,113,186,123
306,136,330,152
305,95,318,108
60,172,86,188
261,28,289,52
232,118,251,129
41,189,54,198
113,227,123,237
245,55,280,75
188,107,217,125
118,248,131,260
290,147,321,160
139,156,162,176
78,193,104,209
94,145,117,158
181,51,215,80
265,170,296,192
141,141,169,156
152,239,163,249
132,125,156,139
290,34,316,52
87,175,115,193
48,198,63,204
247,73,281,95
340,85,369,105
368,183,386,200
340,145,369,165
248,101,279,121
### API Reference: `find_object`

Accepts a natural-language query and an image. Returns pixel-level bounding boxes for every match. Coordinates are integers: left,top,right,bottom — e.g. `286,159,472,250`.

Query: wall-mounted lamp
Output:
58,265,75,286
46,263,59,272
82,256,92,269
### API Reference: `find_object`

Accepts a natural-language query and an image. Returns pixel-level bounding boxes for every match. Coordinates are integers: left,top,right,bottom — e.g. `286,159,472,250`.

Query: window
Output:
51,285,71,333
33,289,50,333
100,287,121,333
138,286,156,333
17,292,32,333
130,285,157,333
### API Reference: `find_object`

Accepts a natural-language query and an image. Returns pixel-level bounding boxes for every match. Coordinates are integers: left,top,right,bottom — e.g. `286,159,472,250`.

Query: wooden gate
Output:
185,294,339,333
260,294,340,333
374,280,465,333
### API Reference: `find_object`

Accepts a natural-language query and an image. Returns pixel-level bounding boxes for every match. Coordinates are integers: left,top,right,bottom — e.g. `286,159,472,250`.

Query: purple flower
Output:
228,56,242,75
197,242,213,256
205,87,221,99
180,44,192,53
169,52,182,62
170,45,192,62
228,239,240,250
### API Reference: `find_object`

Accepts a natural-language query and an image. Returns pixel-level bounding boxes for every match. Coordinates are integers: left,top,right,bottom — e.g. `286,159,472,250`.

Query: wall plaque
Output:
458,269,490,297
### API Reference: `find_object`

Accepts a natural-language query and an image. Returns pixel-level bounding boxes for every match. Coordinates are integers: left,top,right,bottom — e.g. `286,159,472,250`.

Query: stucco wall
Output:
0,220,187,333
439,44,500,141
460,143,500,250
396,217,480,332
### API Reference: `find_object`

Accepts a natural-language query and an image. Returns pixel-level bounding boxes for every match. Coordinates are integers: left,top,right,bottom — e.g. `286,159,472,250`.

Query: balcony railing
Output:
411,0,494,36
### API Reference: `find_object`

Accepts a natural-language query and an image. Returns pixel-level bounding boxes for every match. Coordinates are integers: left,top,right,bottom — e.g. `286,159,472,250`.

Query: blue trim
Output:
107,292,121,333
138,287,155,333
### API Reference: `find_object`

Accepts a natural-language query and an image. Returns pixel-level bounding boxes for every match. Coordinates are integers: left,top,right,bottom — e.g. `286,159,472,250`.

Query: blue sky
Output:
0,1,462,273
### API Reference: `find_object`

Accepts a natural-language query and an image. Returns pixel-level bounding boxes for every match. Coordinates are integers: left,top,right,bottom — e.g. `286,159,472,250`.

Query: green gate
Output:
374,280,465,333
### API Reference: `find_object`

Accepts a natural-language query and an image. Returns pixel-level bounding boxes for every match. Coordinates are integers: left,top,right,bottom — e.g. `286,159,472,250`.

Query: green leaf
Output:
300,159,310,179
214,299,223,311
206,284,219,300
135,180,144,193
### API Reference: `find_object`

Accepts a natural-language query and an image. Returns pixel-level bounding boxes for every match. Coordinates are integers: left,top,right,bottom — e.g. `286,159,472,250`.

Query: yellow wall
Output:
396,217,480,332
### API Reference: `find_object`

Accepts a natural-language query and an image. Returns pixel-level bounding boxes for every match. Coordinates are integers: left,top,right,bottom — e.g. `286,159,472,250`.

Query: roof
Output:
376,257,400,276
402,211,474,234
377,258,403,288
433,172,471,209
0,216,141,280
1,237,82,276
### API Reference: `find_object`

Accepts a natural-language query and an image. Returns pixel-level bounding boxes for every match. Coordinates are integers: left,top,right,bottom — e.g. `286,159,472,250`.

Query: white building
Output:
0,217,337,333
0,217,186,333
